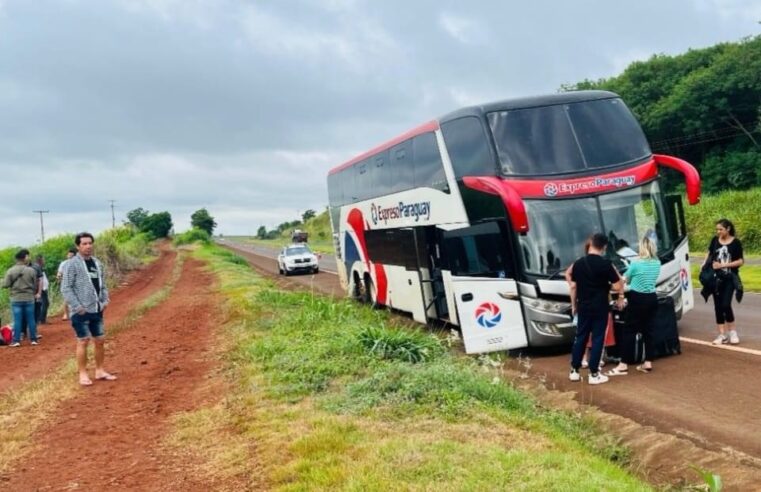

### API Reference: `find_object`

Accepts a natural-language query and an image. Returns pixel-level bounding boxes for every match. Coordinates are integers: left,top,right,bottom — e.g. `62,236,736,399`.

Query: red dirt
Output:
0,247,177,395
1,255,235,491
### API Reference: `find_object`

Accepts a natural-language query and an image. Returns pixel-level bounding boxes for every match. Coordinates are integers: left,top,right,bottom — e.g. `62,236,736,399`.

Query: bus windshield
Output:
487,98,651,176
518,181,678,277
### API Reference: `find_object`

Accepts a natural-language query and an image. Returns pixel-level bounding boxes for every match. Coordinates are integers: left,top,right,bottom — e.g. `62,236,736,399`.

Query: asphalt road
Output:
218,238,761,466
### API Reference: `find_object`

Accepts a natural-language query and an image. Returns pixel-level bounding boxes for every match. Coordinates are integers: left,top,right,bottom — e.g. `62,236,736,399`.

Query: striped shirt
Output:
624,258,661,294
61,254,109,314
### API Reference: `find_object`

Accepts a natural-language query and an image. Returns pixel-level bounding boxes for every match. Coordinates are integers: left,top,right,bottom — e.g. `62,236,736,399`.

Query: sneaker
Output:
712,334,728,345
10,342,21,347
31,341,39,346
581,359,589,369
569,370,581,382
728,330,740,345
588,373,609,385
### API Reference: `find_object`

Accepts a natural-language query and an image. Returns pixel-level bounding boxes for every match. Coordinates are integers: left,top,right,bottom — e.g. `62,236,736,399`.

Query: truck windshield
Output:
518,181,677,276
487,98,651,176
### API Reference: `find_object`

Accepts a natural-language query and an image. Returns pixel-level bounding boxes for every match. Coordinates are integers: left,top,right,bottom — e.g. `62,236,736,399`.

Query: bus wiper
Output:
546,268,566,280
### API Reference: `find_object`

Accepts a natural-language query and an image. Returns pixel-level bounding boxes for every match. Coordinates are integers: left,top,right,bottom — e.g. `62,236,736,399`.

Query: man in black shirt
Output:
569,233,624,385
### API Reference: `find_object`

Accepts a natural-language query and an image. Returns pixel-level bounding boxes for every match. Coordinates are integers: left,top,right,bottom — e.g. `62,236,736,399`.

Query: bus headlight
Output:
657,273,681,295
522,297,571,314
531,319,575,337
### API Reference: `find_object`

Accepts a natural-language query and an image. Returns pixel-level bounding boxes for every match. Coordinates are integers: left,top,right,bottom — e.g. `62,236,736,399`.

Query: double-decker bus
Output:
327,91,701,354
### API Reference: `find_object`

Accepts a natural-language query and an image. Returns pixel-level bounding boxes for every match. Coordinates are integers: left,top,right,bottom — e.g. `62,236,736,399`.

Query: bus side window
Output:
413,133,448,192
389,141,413,194
440,117,497,178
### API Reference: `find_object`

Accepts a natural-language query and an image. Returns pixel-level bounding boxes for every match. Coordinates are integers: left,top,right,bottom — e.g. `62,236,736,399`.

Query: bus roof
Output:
327,90,619,176
439,90,620,123
328,120,439,176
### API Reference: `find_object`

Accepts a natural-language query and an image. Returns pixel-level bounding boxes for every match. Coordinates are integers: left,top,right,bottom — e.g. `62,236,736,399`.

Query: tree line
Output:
564,35,761,194
256,209,315,240
126,207,217,238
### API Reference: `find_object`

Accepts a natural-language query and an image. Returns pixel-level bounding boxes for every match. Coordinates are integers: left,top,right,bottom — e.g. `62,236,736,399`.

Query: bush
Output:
358,325,443,363
173,228,211,246
685,187,761,254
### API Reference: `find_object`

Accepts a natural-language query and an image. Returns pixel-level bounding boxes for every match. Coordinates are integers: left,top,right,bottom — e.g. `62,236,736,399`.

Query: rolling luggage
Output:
650,296,681,358
608,308,645,364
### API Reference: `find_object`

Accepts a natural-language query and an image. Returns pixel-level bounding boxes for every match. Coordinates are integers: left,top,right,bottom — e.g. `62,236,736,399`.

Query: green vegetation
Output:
685,187,761,254
126,207,173,238
173,228,211,246
254,209,332,249
168,244,650,490
0,226,155,323
190,208,217,236
566,35,761,196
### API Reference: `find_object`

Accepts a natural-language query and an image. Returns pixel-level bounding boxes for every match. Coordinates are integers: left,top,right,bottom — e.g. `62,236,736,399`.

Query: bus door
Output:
443,221,528,354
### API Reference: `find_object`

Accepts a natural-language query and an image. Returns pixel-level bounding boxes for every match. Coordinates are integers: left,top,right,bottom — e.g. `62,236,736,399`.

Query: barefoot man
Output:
61,232,117,386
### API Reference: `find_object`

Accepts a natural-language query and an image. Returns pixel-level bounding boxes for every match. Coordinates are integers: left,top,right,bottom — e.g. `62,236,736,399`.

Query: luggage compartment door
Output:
451,277,528,354
443,220,527,354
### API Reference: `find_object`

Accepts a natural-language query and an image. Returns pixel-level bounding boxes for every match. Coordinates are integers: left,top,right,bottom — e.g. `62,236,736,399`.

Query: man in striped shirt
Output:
61,232,117,387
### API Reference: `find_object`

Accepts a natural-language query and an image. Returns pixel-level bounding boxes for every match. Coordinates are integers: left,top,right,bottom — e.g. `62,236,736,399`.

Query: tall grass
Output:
685,187,761,254
170,244,650,491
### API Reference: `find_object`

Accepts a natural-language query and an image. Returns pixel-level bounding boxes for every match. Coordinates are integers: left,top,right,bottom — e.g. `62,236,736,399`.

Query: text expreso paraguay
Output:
371,200,431,225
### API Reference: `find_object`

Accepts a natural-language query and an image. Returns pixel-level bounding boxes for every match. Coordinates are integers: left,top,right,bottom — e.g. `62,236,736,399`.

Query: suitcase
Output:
650,296,681,359
608,308,645,364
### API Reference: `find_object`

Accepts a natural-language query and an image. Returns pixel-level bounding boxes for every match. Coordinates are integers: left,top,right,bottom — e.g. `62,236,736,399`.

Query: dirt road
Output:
221,239,761,489
0,251,236,491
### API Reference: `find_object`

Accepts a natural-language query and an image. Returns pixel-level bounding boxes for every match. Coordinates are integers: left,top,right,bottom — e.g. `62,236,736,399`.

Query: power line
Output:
32,210,49,243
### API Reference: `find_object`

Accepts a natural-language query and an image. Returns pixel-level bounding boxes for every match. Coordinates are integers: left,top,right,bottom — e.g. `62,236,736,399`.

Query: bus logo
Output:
680,267,689,291
543,183,559,197
475,302,502,328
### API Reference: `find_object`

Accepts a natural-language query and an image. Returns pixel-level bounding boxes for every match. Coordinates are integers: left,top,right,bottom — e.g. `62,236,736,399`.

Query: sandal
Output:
604,367,628,376
636,365,653,373
95,372,117,381
79,376,93,387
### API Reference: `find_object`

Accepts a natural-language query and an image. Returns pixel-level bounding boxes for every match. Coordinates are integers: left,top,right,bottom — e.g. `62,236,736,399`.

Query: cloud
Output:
0,0,756,247
438,12,487,45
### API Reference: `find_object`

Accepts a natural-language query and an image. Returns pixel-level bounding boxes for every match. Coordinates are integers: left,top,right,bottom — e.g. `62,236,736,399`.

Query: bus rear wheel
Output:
363,276,381,309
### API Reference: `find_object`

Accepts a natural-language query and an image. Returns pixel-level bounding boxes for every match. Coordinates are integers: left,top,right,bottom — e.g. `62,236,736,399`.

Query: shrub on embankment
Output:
0,226,155,323
173,228,211,246
685,187,761,254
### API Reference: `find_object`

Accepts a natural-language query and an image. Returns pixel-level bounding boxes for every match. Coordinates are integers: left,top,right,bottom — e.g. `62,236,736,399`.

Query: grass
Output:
685,187,761,254
691,264,761,293
0,251,185,474
167,244,651,491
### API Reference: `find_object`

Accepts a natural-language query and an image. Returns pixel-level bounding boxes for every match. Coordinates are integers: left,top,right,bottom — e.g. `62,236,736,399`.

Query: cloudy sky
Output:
0,0,758,246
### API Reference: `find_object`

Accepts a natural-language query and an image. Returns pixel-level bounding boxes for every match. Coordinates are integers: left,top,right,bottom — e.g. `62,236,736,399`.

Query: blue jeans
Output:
570,310,608,374
12,301,37,344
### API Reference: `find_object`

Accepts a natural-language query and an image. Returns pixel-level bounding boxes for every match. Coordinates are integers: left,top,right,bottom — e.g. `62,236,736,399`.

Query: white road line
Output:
680,336,761,356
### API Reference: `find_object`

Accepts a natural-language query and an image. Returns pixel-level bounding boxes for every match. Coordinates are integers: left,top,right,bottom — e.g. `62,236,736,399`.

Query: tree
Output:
190,208,217,235
141,211,173,239
256,226,267,239
126,207,149,229
302,209,316,222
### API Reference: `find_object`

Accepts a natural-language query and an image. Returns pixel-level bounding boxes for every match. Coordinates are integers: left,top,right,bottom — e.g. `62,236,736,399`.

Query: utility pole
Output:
109,200,116,228
33,210,49,243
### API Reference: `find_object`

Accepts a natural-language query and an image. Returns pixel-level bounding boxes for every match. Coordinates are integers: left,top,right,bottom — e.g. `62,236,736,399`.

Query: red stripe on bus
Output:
374,263,388,305
347,208,369,264
505,160,658,198
328,120,440,175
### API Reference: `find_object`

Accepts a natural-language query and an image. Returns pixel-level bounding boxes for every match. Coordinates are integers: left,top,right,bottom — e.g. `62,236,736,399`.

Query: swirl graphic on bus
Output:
475,302,502,329
679,267,690,291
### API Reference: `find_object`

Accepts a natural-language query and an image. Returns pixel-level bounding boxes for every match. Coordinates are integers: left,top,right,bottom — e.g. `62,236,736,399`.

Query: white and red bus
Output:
327,91,701,354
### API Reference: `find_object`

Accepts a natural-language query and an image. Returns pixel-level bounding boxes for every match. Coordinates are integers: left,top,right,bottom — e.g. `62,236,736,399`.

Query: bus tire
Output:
363,276,381,309
352,272,365,302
